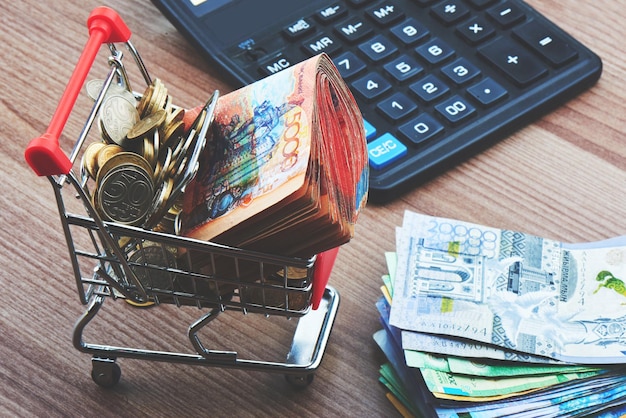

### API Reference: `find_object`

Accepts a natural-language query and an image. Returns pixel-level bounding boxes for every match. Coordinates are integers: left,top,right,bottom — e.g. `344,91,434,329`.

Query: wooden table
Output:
2,1,624,416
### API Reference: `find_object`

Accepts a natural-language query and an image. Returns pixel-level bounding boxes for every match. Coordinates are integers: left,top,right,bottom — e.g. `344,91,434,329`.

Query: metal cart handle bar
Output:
24,6,130,176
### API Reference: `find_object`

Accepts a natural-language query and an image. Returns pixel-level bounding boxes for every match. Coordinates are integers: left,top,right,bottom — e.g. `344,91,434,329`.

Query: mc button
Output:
258,54,293,77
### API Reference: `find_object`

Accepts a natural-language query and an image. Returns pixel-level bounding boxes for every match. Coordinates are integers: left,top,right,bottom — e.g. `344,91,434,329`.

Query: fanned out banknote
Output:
390,211,626,364
180,53,368,258
375,298,626,417
373,210,626,417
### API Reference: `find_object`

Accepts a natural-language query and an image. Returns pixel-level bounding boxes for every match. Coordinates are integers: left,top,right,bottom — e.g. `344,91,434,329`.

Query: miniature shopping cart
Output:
24,7,339,388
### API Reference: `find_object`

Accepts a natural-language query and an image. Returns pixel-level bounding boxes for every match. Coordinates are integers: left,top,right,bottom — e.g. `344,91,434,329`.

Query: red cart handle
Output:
24,7,131,176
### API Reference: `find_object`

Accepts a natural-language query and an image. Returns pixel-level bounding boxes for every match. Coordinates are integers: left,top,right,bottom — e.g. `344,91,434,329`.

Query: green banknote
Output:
420,367,602,399
405,349,600,377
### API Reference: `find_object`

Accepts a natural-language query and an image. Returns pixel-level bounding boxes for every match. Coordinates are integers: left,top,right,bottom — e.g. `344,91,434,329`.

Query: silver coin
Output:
99,94,140,147
128,243,177,290
86,79,137,104
96,163,154,225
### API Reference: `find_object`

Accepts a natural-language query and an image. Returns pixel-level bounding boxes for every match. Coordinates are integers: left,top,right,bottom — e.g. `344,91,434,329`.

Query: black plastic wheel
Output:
91,358,121,388
285,373,314,388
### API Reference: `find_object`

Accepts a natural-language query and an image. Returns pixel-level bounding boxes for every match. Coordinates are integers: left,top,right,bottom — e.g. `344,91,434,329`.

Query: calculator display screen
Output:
185,0,232,17
189,0,324,47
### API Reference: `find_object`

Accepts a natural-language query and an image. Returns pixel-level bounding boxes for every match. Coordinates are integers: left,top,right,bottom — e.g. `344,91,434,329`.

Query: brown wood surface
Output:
1,1,624,416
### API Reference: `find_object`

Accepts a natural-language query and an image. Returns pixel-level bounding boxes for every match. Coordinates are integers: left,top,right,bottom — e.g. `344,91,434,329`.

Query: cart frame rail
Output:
24,6,339,388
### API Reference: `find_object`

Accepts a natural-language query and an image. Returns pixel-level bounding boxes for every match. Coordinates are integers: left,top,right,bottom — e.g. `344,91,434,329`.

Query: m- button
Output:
478,37,547,86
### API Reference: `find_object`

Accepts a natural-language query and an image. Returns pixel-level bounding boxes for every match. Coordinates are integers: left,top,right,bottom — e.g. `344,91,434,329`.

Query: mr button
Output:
368,133,407,170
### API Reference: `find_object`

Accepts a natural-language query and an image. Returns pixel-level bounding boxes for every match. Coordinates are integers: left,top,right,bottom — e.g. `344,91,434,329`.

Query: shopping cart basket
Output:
24,6,340,388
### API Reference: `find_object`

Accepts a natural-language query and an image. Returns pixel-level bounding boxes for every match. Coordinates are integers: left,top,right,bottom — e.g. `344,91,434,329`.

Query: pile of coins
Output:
81,78,213,234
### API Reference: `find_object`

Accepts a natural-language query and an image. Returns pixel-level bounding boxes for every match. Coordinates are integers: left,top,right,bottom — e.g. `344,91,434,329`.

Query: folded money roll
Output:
180,53,368,258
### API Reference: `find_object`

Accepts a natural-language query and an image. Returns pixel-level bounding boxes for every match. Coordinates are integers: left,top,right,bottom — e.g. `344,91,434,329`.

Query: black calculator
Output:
151,0,602,203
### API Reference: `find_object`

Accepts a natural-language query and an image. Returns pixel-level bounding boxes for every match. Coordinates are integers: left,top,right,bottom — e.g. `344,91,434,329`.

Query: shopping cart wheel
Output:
285,373,314,388
91,357,121,388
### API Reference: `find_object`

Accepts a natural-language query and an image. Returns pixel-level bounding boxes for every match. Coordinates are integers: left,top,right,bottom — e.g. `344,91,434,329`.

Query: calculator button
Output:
333,51,367,79
410,74,450,102
441,57,481,85
283,18,316,39
366,2,405,27
478,37,547,86
352,72,392,100
335,18,374,43
466,0,497,9
368,133,408,170
467,78,508,106
316,4,348,23
302,33,342,56
399,113,444,145
487,2,526,28
430,1,470,26
358,34,398,62
457,17,496,45
363,119,377,140
513,20,578,67
435,95,476,124
377,92,418,121
390,18,430,46
347,0,376,6
384,54,423,82
416,38,455,64
258,53,294,77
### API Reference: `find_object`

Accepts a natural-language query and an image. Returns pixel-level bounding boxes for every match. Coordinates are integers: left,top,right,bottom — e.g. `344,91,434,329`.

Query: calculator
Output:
151,0,602,203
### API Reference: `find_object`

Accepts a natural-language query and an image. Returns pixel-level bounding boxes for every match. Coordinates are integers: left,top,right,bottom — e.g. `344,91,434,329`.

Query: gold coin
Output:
144,177,174,229
165,107,184,126
81,142,106,179
99,118,113,144
147,78,168,116
137,83,155,118
142,137,154,169
142,130,160,169
276,266,310,281
154,147,172,187
127,109,167,140
97,151,154,181
161,119,185,146
96,144,125,170
118,236,133,249
99,94,139,147
153,81,168,114
124,299,156,308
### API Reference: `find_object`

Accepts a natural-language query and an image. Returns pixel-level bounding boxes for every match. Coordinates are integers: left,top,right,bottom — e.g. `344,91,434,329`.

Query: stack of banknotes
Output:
180,53,368,259
375,210,626,417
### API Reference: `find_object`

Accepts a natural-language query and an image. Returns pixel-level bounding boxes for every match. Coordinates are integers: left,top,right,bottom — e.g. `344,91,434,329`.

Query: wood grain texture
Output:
1,1,625,417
